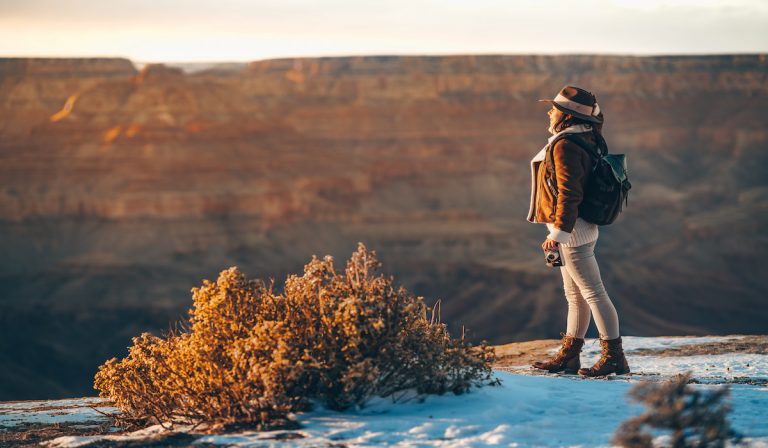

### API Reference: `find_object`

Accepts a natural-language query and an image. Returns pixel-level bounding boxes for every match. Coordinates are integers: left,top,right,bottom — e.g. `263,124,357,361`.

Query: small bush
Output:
94,242,498,431
613,371,743,448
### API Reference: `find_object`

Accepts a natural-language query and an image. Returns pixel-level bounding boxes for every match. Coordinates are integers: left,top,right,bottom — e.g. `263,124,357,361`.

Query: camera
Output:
545,248,564,267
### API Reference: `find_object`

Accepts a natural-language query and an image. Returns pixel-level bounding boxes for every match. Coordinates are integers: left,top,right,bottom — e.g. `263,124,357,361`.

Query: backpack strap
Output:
567,133,606,159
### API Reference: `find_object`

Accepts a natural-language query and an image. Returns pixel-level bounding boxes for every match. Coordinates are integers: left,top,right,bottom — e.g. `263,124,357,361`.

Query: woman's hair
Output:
553,111,603,133
553,110,605,143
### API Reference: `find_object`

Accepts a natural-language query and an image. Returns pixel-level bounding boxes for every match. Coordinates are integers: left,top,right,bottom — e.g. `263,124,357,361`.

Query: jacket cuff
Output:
548,227,572,244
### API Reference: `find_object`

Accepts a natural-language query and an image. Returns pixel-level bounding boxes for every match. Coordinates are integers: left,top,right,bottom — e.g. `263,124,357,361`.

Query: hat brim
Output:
539,99,603,124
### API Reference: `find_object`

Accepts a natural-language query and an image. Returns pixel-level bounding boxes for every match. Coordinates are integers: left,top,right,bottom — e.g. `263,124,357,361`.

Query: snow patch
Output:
0,397,117,428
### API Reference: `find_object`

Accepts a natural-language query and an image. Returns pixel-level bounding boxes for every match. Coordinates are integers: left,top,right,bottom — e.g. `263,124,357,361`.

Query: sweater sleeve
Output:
551,140,586,235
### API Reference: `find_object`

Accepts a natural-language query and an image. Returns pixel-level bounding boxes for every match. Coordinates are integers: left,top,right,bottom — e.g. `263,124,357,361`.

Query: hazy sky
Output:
1,0,767,62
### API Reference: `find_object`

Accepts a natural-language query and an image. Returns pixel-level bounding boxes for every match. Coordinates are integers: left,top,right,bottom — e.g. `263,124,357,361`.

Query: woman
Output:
526,86,630,377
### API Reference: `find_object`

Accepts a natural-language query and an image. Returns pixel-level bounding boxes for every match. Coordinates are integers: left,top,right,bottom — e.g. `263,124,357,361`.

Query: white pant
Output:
559,239,620,340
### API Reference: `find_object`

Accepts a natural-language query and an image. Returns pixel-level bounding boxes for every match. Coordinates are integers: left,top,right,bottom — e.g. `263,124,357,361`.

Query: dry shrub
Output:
613,371,743,448
94,242,498,431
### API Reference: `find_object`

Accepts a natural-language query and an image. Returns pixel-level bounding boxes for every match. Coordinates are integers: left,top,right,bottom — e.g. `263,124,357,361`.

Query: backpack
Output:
545,132,631,226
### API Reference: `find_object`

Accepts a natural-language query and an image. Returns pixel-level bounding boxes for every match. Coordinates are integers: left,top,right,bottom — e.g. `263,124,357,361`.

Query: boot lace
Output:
590,340,617,371
552,331,573,361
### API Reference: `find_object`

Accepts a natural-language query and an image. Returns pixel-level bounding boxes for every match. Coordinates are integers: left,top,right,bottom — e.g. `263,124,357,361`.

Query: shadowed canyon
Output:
1,54,767,400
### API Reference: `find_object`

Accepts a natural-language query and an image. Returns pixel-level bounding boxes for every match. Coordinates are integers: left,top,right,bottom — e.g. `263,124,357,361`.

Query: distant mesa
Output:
133,63,185,84
0,57,137,78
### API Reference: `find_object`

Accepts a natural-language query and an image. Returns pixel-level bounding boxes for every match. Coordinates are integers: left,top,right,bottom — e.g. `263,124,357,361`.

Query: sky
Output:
1,0,767,63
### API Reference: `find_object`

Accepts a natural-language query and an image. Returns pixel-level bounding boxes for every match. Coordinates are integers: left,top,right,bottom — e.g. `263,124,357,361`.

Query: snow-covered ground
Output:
0,397,117,427
580,335,767,382
2,335,766,447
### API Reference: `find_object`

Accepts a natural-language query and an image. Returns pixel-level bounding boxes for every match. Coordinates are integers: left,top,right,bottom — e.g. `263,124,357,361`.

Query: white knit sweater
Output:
545,218,598,247
528,124,599,247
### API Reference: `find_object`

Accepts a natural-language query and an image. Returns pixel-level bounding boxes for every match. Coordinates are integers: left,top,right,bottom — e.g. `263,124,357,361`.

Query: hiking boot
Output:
578,336,630,377
531,332,584,374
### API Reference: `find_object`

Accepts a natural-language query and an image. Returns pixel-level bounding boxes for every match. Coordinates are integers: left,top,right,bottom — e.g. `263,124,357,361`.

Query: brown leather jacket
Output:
526,130,596,234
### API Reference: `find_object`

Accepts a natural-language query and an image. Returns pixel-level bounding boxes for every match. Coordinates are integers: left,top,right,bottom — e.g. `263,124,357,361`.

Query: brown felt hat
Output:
539,86,603,124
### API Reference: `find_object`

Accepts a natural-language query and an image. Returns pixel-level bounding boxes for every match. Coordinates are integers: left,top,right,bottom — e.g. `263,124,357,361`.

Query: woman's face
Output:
547,106,564,131
547,106,567,134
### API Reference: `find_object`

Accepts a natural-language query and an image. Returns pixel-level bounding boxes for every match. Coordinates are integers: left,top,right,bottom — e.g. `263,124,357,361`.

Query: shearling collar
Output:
531,124,594,163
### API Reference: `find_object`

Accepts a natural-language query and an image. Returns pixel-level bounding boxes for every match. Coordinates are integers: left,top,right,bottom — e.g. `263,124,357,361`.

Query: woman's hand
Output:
541,238,560,251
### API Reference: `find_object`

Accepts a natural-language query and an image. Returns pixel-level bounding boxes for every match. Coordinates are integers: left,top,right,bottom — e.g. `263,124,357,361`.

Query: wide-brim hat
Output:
539,86,603,123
